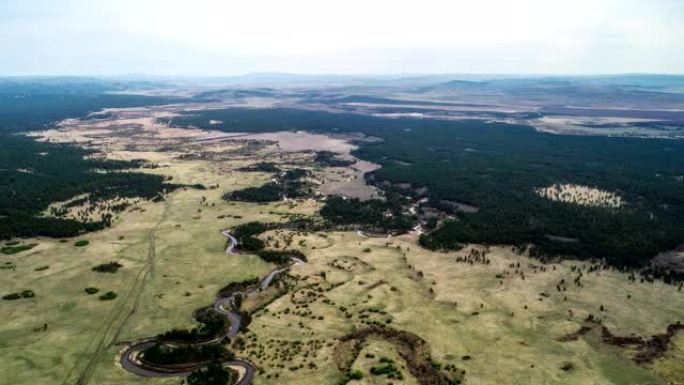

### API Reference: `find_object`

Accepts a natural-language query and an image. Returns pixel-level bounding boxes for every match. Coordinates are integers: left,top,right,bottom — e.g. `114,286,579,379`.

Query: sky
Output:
1,0,683,76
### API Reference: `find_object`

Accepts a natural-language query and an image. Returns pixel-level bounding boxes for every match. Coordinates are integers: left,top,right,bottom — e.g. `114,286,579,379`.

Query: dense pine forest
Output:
320,195,416,233
0,78,180,132
168,107,684,267
0,79,181,239
223,168,312,202
0,135,177,239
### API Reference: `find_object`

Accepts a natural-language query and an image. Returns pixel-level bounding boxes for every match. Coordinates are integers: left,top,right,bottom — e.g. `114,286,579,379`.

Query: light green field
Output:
0,152,316,385
242,231,684,385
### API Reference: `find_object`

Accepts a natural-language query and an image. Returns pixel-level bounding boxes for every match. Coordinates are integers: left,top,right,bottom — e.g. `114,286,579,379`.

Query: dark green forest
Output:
0,135,178,239
320,196,416,233
168,107,684,267
0,79,180,132
0,80,182,239
223,168,312,203
225,182,283,202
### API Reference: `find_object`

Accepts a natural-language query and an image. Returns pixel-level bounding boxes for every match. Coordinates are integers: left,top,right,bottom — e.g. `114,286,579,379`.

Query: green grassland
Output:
242,230,683,385
0,150,317,385
352,340,420,385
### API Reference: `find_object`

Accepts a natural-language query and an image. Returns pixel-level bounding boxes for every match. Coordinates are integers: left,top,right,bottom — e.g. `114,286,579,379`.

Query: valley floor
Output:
1,106,683,385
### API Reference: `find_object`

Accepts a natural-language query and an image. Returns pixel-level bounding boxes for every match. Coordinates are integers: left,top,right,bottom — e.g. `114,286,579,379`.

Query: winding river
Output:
119,229,302,385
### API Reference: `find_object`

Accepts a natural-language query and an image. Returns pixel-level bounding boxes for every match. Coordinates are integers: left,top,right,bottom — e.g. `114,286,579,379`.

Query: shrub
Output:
338,370,364,385
2,290,34,300
74,240,90,247
1,261,16,270
92,262,122,273
85,287,100,295
348,370,364,380
99,291,117,300
1,244,35,255
370,362,398,376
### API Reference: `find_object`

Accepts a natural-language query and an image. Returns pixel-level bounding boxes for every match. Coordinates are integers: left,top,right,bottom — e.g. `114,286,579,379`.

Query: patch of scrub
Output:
1,243,37,255
653,333,684,384
535,183,624,208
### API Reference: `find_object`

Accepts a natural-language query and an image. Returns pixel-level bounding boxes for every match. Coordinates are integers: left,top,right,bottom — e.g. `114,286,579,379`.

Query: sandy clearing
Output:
234,131,358,154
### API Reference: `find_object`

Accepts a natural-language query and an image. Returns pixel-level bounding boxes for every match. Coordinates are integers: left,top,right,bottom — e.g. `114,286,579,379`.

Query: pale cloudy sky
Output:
1,0,682,75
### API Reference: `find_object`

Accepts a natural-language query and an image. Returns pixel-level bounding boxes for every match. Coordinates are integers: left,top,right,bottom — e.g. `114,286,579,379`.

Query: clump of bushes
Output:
282,168,310,180
1,244,36,255
85,287,100,295
141,343,233,366
217,277,260,298
3,290,35,300
238,162,280,173
338,370,364,385
256,249,307,264
158,309,227,343
92,261,122,273
99,291,117,300
232,222,271,252
74,240,90,247
187,362,234,385
370,357,402,379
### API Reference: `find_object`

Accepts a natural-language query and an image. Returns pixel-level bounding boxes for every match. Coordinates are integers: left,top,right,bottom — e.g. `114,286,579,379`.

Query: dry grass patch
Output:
535,183,624,208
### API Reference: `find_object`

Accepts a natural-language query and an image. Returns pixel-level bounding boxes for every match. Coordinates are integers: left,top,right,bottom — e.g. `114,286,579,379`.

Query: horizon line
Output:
2,72,684,79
